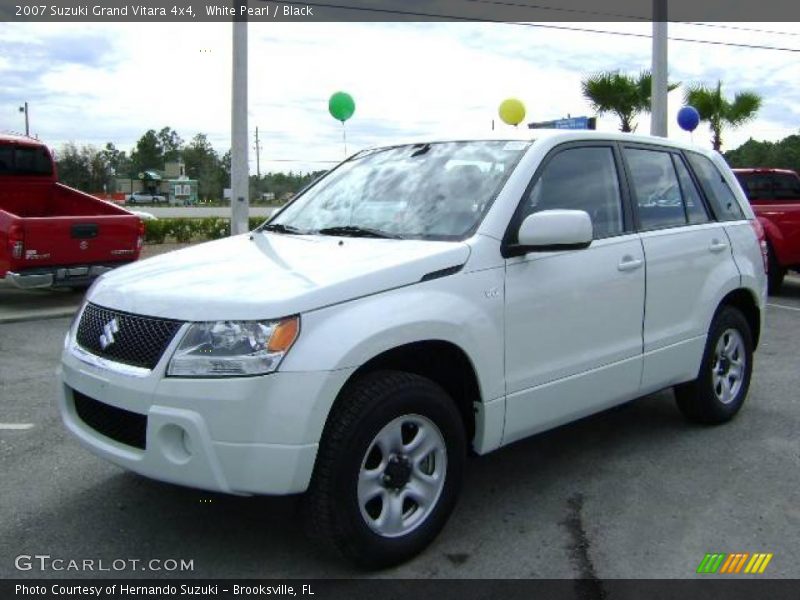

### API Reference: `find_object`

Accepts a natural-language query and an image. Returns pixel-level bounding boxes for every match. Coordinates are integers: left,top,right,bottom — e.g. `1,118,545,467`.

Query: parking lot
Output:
1,273,798,579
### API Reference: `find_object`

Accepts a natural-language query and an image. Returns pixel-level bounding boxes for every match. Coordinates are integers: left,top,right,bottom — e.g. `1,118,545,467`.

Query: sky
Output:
1,20,799,174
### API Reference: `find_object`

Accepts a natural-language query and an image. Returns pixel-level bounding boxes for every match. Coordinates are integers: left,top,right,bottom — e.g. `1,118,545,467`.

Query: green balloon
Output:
329,91,355,122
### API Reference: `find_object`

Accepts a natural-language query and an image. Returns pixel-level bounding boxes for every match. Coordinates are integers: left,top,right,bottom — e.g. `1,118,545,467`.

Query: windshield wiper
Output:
259,223,305,235
316,225,403,239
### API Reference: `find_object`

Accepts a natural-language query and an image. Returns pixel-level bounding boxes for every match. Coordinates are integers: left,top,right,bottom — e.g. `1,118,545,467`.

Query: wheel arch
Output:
758,216,786,263
326,340,481,450
717,288,762,349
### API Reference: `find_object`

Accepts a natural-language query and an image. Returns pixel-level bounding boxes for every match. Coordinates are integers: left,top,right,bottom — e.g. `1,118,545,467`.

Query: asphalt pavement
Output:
1,279,799,579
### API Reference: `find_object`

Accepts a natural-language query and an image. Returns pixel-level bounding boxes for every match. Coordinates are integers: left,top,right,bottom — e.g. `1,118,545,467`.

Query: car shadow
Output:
773,274,800,301
7,389,698,577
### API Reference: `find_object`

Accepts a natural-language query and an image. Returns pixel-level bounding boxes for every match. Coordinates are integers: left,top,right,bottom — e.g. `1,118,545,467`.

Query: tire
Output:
303,370,466,569
674,306,753,425
767,244,786,295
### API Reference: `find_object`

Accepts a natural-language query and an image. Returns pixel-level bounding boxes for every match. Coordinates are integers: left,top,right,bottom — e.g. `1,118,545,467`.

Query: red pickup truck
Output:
0,135,142,288
733,168,800,293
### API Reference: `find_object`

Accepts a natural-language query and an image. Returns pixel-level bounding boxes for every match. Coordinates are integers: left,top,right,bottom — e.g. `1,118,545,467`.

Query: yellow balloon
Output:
498,98,526,126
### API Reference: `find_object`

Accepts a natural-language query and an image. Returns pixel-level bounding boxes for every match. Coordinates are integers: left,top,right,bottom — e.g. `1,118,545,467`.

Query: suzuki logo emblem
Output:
99,318,120,350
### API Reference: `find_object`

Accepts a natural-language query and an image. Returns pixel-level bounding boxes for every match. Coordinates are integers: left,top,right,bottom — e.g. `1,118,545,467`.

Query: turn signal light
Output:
268,316,300,353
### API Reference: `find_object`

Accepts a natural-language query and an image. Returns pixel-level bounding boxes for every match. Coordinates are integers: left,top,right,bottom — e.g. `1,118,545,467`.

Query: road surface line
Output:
0,423,35,430
767,302,800,313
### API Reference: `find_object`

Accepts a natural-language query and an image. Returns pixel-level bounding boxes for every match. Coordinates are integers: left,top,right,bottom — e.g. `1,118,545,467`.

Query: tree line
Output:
54,126,324,201
724,134,800,173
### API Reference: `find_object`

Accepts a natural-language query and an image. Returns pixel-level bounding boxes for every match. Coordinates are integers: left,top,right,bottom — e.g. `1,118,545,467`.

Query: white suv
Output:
59,131,767,568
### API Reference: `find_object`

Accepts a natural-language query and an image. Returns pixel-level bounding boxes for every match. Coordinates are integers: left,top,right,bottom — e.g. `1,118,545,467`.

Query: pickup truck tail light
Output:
7,224,24,260
136,219,145,249
749,218,768,274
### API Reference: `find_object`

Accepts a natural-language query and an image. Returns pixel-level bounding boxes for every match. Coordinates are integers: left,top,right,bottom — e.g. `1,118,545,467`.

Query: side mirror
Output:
515,209,593,252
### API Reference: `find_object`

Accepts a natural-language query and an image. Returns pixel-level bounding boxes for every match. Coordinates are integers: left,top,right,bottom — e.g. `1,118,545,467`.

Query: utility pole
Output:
19,102,29,137
650,0,668,138
254,126,261,179
230,2,249,236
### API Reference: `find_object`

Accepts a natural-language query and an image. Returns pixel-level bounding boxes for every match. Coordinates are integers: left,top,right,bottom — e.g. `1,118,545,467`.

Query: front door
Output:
503,144,645,445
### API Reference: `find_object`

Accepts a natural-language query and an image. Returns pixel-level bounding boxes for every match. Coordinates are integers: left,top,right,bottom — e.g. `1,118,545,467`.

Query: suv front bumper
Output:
58,343,353,495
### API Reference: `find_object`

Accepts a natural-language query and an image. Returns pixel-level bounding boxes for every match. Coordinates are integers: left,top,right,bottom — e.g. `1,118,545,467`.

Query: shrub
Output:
144,220,168,244
172,220,196,243
143,217,240,244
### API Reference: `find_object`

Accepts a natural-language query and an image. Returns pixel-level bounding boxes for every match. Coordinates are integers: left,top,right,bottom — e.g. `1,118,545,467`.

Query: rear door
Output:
623,145,741,392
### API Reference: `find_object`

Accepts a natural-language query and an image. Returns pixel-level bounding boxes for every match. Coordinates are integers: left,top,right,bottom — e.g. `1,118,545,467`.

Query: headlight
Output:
167,317,300,377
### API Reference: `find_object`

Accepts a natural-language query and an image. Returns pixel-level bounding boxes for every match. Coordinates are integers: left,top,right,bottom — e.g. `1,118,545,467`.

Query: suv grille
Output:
73,390,147,450
76,303,182,370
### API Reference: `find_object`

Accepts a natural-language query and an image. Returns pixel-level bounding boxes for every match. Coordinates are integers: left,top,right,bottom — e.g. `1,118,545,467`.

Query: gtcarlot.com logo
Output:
697,552,773,574
15,554,194,572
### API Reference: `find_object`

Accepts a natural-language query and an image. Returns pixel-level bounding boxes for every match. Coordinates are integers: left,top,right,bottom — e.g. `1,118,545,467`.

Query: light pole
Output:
650,0,668,137
18,102,29,137
230,3,250,236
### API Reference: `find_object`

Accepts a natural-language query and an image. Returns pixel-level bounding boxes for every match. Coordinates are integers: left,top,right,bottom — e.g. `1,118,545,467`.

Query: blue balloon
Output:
678,106,700,132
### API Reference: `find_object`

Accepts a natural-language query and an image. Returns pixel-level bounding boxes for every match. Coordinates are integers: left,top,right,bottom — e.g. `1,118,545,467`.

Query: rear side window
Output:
0,146,13,173
521,146,624,239
686,153,744,221
0,144,53,176
673,157,710,224
735,173,773,200
772,173,800,200
624,148,686,230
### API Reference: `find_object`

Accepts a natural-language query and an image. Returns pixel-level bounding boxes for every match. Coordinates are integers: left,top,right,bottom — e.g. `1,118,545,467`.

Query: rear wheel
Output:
303,370,465,568
675,306,753,424
767,244,786,294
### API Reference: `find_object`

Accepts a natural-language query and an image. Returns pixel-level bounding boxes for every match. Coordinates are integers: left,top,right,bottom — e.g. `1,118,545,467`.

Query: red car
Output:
733,168,800,293
0,134,143,288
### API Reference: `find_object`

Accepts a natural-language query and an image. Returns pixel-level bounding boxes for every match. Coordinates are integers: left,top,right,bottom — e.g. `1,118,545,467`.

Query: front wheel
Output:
303,370,466,568
674,306,753,424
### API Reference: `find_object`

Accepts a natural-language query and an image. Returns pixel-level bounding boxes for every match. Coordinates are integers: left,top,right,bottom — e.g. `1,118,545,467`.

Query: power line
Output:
460,0,800,37
682,22,800,37
459,0,650,21
508,22,800,53
266,0,800,53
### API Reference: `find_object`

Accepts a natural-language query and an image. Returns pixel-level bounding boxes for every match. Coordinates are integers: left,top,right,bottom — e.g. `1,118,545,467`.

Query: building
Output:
115,159,198,204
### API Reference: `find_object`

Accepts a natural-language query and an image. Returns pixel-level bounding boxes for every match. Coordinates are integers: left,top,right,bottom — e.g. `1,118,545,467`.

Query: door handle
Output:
709,239,728,253
617,256,643,272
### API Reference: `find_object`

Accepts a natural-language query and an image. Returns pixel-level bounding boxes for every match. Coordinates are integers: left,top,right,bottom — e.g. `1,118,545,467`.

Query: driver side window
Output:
522,146,624,239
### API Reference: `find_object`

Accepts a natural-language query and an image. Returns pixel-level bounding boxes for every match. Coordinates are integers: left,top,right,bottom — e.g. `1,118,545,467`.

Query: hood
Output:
88,233,471,321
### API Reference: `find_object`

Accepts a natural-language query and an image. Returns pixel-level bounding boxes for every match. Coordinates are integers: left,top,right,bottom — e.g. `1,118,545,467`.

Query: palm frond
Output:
635,70,681,110
684,84,722,121
725,92,762,126
581,71,638,113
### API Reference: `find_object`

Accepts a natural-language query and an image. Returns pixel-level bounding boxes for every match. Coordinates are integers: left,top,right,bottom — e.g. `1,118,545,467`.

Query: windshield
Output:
268,140,530,240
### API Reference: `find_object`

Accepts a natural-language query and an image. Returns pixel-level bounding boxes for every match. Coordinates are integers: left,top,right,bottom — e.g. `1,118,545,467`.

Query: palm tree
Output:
684,81,762,151
581,70,679,133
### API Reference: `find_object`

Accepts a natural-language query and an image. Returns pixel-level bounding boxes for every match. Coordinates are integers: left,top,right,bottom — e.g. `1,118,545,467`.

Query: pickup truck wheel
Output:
303,370,465,568
767,244,786,294
674,306,753,425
